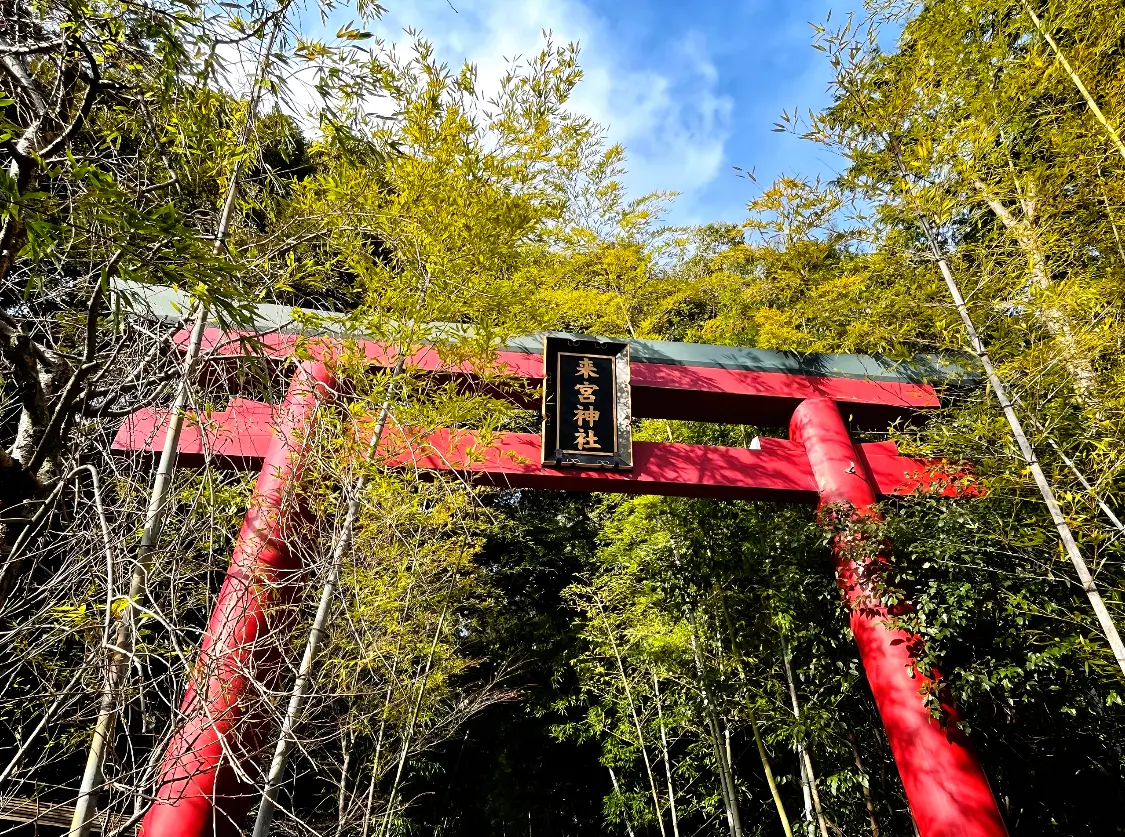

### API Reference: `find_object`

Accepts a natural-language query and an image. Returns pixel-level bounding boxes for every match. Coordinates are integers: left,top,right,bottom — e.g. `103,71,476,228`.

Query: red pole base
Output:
140,361,335,837
790,397,1008,837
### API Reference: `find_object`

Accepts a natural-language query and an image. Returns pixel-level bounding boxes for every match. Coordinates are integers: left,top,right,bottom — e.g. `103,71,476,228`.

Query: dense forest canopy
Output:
2,0,1125,835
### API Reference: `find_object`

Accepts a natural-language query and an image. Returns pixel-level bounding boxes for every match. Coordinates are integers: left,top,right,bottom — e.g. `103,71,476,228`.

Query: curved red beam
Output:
177,325,942,427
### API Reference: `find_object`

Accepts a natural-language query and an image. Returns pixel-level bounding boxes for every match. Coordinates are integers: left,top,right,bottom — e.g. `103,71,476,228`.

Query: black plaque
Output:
542,336,632,469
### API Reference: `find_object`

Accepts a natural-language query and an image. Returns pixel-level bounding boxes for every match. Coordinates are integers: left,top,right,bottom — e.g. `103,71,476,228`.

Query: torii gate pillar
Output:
138,361,336,837
792,397,1007,837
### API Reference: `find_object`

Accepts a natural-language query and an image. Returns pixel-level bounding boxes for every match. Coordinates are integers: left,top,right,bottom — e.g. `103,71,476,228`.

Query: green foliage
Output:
5,2,1125,836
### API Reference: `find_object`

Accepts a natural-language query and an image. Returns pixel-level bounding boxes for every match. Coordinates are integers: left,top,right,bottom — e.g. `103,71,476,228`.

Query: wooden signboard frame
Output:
540,335,632,469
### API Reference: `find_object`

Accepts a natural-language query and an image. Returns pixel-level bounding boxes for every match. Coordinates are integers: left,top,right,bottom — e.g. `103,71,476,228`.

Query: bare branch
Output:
40,37,102,160
0,38,66,57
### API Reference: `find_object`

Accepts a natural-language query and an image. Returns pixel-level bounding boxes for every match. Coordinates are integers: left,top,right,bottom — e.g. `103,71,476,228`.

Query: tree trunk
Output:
0,24,103,517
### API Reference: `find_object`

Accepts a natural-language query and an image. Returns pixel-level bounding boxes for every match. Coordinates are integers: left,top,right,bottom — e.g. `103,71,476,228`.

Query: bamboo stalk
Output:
335,729,354,835
781,641,828,837
1020,0,1125,163
359,739,384,837
914,212,1125,678
686,585,744,837
652,671,681,837
704,701,738,837
847,731,880,837
68,308,210,837
68,15,287,835
608,767,637,837
252,362,405,837
715,597,791,837
595,599,667,837
875,131,1125,679
801,750,830,837
1042,436,1125,541
377,602,450,837
687,619,742,837
749,712,793,837
780,642,812,824
360,580,416,837
0,665,86,785
798,752,813,829
831,33,1125,677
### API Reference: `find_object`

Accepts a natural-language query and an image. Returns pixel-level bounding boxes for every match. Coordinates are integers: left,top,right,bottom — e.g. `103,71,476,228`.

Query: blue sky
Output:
348,0,872,227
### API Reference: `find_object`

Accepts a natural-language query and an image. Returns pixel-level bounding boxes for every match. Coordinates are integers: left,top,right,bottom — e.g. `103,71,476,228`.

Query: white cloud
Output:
367,0,734,217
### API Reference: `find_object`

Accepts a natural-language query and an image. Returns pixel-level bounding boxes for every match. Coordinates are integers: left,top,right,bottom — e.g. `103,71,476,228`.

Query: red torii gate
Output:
112,320,1009,837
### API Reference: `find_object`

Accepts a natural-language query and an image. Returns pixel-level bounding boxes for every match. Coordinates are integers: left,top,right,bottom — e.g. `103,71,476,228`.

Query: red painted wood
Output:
177,325,939,425
112,400,967,500
139,362,336,837
627,358,937,425
114,398,276,470
387,429,819,502
790,397,1008,837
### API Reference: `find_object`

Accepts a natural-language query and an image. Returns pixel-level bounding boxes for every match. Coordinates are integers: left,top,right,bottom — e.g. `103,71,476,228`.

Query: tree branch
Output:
39,37,101,160
24,360,98,476
0,38,65,57
0,43,50,125
971,178,1021,230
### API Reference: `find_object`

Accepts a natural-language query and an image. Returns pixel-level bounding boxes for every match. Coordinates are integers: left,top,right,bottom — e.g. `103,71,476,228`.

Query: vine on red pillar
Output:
821,503,953,721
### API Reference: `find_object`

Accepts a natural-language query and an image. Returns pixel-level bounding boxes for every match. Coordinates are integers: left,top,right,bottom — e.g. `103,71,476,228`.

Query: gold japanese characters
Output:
541,336,632,469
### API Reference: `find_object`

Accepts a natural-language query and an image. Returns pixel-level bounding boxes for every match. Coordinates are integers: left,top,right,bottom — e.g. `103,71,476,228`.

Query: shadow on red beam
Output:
111,400,969,502
176,327,940,429
388,430,820,502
